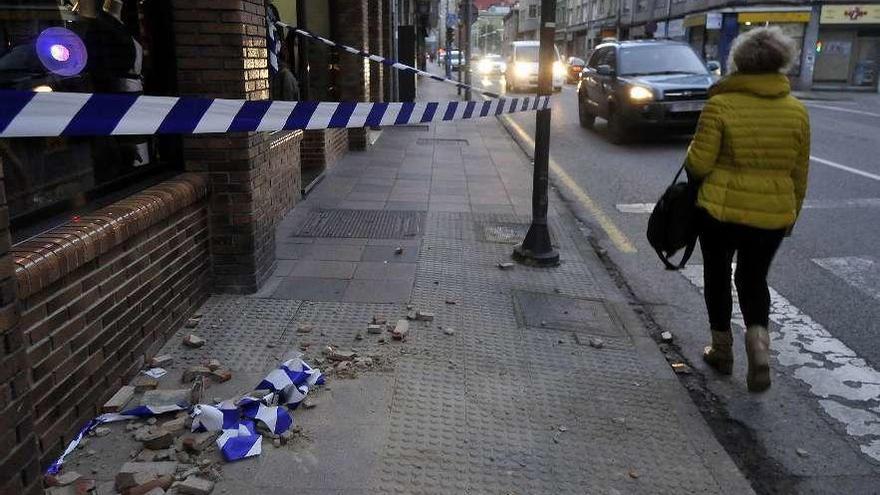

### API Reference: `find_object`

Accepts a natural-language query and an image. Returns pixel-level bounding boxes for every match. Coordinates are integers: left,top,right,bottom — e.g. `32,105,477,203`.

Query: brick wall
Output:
301,129,350,173
10,175,210,471
331,0,370,150
367,0,384,104
0,158,42,495
382,2,393,101
173,0,303,293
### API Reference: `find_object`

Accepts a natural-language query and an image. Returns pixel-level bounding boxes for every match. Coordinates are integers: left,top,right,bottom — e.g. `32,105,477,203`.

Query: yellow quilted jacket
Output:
685,73,811,230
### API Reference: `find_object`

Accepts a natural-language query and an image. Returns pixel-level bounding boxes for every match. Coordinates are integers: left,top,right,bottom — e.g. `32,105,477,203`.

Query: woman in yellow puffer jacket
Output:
685,26,810,393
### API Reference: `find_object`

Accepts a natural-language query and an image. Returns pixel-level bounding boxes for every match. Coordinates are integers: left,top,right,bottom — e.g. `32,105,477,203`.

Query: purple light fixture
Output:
36,27,87,76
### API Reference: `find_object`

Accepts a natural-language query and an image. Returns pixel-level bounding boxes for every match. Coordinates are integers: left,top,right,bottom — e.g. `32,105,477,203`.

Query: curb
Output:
493,112,757,495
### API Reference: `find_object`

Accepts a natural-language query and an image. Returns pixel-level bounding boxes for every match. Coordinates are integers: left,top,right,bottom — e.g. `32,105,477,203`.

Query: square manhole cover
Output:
294,209,426,239
476,222,556,245
514,291,623,336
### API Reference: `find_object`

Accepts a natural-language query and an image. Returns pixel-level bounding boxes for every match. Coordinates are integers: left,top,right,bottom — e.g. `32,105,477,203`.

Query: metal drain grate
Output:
392,125,430,132
416,138,470,146
294,209,426,239
514,291,623,336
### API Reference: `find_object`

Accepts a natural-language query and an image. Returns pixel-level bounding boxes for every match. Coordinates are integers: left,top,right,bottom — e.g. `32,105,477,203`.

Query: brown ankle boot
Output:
703,330,733,375
745,325,771,392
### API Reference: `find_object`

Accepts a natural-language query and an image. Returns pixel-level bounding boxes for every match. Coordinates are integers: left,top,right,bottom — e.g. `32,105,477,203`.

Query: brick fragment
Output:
103,385,135,413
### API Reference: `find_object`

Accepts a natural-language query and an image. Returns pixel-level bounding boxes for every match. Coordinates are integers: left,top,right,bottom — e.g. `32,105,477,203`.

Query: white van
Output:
504,41,564,93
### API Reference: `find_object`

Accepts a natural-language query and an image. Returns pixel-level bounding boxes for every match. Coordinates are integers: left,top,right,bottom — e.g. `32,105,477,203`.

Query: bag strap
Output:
671,163,686,186
655,235,699,271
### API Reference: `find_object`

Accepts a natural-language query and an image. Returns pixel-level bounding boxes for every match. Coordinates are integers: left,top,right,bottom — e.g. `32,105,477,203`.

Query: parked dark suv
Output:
577,40,718,143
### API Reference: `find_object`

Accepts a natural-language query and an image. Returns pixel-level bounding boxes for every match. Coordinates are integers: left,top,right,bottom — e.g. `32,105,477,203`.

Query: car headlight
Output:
478,60,492,74
514,62,532,79
629,86,654,102
553,61,565,78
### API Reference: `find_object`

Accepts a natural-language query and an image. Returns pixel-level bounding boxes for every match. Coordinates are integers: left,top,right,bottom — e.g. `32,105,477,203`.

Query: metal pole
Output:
457,11,463,96
464,1,472,101
513,0,559,267
391,0,399,101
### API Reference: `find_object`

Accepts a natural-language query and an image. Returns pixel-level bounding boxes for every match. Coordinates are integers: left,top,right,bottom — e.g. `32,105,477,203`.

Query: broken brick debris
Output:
178,475,214,495
181,432,218,453
132,375,160,393
149,355,174,368
414,311,434,321
182,334,205,348
103,385,135,413
391,320,410,340
140,429,174,450
115,462,177,491
121,475,173,495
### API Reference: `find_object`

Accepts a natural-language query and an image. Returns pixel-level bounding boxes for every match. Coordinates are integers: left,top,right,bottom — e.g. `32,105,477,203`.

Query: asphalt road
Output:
471,69,880,493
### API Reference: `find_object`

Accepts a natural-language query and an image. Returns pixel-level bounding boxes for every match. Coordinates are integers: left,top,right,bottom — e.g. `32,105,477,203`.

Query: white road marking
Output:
806,102,880,118
616,198,880,214
681,264,880,462
810,156,880,182
813,257,880,301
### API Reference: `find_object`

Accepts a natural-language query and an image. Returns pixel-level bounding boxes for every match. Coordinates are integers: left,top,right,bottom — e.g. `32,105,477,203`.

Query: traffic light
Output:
446,27,454,46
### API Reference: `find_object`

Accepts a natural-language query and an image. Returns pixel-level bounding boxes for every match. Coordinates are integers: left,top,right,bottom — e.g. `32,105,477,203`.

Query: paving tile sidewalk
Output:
66,74,754,494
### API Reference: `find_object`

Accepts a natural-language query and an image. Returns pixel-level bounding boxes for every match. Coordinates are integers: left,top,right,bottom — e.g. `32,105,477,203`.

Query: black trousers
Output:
699,213,785,332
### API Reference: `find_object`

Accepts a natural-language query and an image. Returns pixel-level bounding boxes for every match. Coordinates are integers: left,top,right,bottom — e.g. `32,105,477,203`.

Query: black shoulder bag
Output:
646,164,701,271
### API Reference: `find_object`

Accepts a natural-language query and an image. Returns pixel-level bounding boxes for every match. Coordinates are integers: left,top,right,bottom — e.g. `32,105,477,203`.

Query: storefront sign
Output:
706,12,723,30
667,19,685,38
738,11,811,24
821,5,880,24
683,14,705,28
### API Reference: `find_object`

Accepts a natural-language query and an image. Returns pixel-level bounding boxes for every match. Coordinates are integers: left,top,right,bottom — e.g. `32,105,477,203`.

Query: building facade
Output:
553,0,880,91
0,1,415,493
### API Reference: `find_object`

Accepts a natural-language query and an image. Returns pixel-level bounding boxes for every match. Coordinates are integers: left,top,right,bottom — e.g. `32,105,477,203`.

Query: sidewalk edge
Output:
494,112,757,495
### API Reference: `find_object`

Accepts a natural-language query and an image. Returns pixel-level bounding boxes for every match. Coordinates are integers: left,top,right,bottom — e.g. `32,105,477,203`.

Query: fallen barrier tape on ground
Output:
46,357,324,475
280,23,501,99
0,90,549,138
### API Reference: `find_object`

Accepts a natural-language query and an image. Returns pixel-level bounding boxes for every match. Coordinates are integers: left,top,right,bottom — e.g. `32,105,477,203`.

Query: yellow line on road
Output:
500,114,637,254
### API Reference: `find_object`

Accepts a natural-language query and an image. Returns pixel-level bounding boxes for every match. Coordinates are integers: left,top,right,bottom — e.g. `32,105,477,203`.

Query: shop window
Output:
0,0,181,241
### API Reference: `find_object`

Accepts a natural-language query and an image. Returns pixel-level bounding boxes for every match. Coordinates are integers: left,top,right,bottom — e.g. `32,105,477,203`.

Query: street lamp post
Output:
513,0,560,267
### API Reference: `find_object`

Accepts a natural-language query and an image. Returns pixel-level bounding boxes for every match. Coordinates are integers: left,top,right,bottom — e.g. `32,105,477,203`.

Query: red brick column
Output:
173,0,303,293
368,0,384,104
0,158,41,495
331,0,370,150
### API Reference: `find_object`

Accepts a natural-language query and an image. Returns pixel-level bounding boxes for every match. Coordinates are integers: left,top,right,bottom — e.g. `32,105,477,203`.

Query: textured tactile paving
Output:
293,209,426,239
159,296,301,372
514,290,623,336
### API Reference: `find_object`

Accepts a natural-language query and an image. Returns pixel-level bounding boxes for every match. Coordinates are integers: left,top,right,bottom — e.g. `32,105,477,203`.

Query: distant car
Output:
504,41,564,93
477,54,506,75
577,40,717,144
565,56,586,84
448,50,463,71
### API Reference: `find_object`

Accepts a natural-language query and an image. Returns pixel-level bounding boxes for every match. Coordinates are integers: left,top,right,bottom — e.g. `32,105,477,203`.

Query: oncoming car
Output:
577,40,717,143
477,54,506,75
504,41,564,93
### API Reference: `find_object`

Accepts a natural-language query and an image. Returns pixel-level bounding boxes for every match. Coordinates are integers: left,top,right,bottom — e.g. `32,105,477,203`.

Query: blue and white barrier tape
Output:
280,24,501,99
46,357,325,474
0,90,549,138
46,404,189,476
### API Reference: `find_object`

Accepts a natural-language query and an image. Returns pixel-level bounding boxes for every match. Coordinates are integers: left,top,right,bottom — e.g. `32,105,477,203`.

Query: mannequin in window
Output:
84,0,150,179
